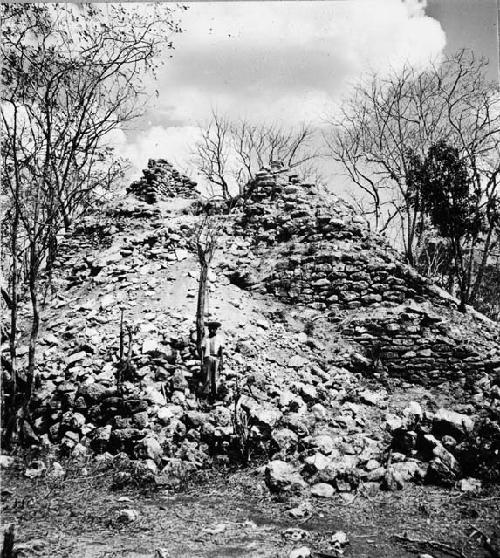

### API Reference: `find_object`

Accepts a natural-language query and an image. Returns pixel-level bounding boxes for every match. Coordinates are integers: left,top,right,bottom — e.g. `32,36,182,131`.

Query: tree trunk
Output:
119,309,125,362
59,196,71,231
62,211,71,231
406,212,415,266
1,524,15,558
221,178,230,201
3,211,19,448
25,254,39,407
470,225,494,305
196,263,209,356
454,240,468,312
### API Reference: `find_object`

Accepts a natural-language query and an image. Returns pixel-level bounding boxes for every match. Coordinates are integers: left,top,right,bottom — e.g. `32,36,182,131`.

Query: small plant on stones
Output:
231,376,253,464
304,319,315,337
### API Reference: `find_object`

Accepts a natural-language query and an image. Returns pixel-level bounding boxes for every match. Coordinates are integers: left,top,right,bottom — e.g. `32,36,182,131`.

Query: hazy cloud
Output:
119,0,447,174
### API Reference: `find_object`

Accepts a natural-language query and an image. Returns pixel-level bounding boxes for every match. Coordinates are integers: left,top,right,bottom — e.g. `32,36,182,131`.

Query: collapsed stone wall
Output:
26,203,213,470
268,245,435,310
127,158,199,203
342,305,500,386
25,200,366,480
234,169,438,310
232,168,500,386
31,331,208,465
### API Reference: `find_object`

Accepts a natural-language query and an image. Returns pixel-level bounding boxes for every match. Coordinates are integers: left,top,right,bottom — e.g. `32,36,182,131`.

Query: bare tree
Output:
325,49,500,267
1,3,184,445
1,113,52,445
193,213,222,355
2,3,182,230
194,111,232,200
194,110,320,198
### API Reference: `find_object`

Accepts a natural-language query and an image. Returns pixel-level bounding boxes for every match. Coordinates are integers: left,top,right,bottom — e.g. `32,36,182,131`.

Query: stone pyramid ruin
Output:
16,159,500,493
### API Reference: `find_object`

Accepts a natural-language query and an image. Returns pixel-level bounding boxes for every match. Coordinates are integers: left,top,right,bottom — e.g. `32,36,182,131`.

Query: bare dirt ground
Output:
2,465,499,558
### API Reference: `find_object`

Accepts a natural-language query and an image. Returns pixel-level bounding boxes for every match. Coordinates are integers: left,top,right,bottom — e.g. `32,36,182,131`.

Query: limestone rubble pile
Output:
386,403,500,487
126,158,199,203
263,371,500,496
3,160,500,496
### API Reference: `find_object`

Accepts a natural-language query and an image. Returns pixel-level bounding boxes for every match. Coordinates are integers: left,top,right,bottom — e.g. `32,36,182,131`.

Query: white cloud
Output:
402,0,428,18
157,0,447,123
120,0,446,177
115,125,203,177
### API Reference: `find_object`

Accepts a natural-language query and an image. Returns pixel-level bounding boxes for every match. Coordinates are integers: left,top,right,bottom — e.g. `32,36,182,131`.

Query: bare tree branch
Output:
193,110,321,198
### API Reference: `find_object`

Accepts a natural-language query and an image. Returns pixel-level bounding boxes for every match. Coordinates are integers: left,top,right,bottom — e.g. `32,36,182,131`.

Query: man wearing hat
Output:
200,320,224,399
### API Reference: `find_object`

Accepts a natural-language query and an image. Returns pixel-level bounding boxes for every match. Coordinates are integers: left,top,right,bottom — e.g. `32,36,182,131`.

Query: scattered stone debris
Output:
116,508,139,523
3,159,499,498
288,546,311,558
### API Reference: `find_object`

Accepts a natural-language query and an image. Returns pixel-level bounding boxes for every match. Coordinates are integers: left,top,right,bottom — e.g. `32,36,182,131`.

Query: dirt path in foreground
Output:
2,467,499,558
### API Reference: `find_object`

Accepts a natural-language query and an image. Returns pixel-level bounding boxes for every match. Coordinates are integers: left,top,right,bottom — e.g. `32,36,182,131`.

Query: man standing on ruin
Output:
200,321,224,400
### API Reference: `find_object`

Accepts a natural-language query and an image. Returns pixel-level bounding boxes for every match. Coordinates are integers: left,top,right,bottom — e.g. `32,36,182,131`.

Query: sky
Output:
113,0,499,187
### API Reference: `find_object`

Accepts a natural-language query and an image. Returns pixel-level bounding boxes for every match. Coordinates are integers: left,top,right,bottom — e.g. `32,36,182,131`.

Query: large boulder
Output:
250,405,282,435
310,482,334,498
316,458,358,485
432,408,474,440
143,386,167,406
426,444,462,486
264,460,307,493
271,428,298,455
303,453,332,473
391,460,427,482
279,390,306,413
311,434,335,455
78,383,114,403
381,467,405,491
288,355,309,368
0,455,15,469
299,383,318,403
135,436,163,464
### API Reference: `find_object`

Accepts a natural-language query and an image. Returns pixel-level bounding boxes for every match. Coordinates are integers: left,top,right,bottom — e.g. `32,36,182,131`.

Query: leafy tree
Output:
326,50,500,266
408,141,498,310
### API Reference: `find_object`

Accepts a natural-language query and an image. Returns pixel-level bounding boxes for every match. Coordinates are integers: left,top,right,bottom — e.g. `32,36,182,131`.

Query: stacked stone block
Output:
234,168,435,311
343,306,500,386
127,158,199,203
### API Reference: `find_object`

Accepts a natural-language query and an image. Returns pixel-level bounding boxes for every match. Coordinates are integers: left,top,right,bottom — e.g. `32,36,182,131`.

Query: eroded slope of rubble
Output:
8,161,500,498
